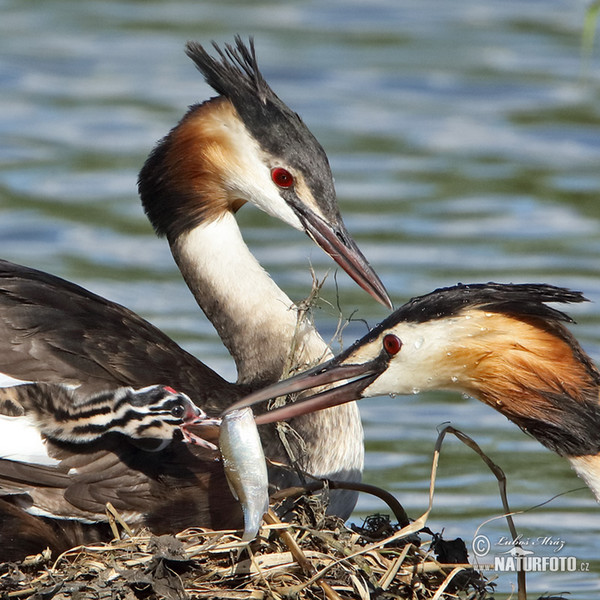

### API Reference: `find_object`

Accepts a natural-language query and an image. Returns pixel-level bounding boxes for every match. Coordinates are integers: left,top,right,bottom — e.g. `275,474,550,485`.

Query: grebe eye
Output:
383,334,402,355
271,167,294,188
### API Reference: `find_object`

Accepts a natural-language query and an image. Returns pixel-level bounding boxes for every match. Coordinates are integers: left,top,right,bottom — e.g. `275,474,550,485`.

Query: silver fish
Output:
219,407,269,541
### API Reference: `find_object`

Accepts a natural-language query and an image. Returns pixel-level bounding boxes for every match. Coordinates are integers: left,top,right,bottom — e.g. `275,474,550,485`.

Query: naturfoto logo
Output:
471,533,589,573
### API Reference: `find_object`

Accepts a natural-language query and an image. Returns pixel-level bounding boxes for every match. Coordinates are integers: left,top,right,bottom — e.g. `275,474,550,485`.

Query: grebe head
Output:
232,283,600,458
138,37,390,308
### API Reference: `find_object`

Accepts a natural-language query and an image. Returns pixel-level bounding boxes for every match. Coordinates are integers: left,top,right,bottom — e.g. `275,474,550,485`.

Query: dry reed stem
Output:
433,425,527,600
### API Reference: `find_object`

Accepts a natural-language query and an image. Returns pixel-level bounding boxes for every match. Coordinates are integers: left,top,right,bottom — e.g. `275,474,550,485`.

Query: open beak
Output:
223,355,386,425
181,416,222,450
294,205,392,310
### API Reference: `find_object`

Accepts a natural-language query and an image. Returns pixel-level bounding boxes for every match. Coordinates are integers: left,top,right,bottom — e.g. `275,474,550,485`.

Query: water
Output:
1,0,600,595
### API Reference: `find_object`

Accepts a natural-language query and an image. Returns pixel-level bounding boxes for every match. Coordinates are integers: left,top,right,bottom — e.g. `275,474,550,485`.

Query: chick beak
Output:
181,415,222,450
224,356,385,425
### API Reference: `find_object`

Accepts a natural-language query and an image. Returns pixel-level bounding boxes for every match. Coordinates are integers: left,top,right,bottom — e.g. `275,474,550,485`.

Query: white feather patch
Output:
24,505,98,523
0,373,32,387
0,415,59,466
568,456,600,502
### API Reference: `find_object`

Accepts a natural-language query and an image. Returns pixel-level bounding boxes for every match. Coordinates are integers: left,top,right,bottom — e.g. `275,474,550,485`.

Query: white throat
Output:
172,212,328,385
568,455,600,502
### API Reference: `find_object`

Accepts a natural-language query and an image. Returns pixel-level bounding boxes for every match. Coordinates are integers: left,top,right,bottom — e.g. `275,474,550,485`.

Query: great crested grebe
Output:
141,38,390,385
0,38,387,558
230,283,600,500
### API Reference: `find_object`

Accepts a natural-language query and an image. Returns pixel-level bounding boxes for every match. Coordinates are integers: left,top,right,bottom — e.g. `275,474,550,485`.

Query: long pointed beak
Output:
294,206,392,310
223,356,384,424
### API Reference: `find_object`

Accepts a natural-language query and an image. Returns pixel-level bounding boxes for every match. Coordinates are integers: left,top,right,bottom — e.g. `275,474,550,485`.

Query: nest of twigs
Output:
0,502,493,600
4,424,541,600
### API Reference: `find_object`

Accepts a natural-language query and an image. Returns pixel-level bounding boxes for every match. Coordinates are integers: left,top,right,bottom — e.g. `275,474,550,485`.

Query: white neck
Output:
170,212,364,516
171,213,329,385
568,455,600,502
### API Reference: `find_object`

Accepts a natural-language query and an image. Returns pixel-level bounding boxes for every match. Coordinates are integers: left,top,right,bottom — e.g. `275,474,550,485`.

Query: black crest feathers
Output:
185,37,271,105
396,282,586,325
351,283,588,352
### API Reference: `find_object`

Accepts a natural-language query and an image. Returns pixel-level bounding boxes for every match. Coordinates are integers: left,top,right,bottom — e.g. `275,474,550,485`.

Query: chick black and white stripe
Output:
0,383,211,452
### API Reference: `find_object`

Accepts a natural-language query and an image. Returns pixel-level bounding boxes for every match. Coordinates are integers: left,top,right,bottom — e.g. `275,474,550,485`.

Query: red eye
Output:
271,167,294,188
383,334,402,355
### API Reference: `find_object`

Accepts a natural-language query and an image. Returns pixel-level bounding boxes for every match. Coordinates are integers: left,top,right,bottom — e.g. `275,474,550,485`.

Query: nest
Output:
0,425,510,600
8,422,569,599
0,506,493,600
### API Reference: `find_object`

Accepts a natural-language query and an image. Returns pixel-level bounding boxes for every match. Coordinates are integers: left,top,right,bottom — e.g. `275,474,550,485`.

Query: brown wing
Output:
0,260,240,412
0,437,243,535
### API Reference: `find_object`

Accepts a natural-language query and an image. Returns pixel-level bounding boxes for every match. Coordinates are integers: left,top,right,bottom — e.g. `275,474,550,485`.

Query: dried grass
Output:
0,512,492,600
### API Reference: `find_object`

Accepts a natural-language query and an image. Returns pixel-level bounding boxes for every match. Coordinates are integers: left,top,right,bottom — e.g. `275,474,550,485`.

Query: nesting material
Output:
2,424,535,600
0,508,493,600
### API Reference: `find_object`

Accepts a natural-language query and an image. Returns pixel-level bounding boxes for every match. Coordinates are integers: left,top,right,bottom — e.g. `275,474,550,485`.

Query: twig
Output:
378,543,412,590
271,478,410,527
431,565,467,600
105,502,134,540
264,509,342,600
433,425,526,600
